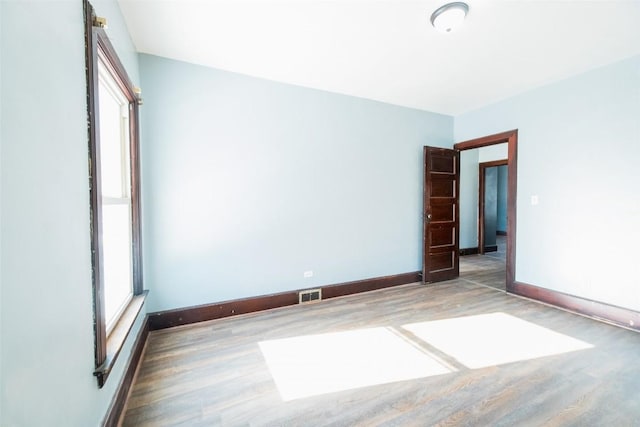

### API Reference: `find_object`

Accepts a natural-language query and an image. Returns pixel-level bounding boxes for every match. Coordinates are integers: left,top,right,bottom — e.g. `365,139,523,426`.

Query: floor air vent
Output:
299,289,322,304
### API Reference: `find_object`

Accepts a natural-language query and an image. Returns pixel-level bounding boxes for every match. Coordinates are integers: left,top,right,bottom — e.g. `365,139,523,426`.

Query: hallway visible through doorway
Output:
460,234,505,291
486,234,506,260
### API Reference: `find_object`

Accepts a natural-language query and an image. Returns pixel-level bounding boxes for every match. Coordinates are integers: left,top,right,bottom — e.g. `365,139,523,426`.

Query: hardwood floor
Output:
460,254,505,292
486,234,507,260
460,235,506,292
122,263,640,426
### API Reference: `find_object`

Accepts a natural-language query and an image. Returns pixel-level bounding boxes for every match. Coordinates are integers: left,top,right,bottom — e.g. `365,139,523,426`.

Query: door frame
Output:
454,130,518,291
478,159,508,255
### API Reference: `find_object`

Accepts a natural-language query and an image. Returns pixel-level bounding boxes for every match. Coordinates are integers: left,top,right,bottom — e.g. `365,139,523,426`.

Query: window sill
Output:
94,290,148,388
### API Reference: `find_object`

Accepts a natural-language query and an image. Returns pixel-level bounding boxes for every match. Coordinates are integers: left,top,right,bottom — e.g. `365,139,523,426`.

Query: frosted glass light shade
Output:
431,2,469,33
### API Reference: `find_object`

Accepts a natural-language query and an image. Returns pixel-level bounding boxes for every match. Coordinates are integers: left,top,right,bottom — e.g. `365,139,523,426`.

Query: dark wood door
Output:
423,146,460,283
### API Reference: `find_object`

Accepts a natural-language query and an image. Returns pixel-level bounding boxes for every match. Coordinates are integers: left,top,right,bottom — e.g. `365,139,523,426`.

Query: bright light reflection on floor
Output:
403,312,593,369
259,327,453,401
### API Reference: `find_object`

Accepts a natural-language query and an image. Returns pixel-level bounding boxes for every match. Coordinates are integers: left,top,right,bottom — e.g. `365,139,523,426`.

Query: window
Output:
84,0,146,387
98,59,134,333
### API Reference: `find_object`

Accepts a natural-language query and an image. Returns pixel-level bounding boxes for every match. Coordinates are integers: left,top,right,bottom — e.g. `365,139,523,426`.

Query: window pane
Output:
102,202,133,329
97,58,134,331
98,81,125,198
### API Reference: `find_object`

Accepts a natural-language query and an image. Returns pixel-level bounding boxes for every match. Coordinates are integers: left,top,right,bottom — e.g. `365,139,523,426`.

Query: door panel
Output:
423,147,460,283
431,201,455,222
430,227,455,248
430,177,455,198
430,153,456,173
429,252,455,272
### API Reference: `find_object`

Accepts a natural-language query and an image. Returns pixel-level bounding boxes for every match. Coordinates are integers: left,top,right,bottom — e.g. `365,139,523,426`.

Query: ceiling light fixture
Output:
430,2,469,33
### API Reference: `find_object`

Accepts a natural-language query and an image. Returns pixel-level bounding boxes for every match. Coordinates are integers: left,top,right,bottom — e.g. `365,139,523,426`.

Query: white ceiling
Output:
118,0,640,116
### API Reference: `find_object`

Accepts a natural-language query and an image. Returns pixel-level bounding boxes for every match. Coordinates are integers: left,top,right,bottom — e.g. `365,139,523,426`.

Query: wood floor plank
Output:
122,257,640,426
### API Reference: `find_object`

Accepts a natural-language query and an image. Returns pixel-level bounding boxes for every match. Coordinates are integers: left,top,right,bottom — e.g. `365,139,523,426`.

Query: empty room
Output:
2,0,640,425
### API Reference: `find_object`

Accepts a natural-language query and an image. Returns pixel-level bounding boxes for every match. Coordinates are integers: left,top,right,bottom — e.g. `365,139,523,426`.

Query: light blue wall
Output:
459,144,507,249
0,1,144,426
92,0,140,85
478,144,508,163
459,149,479,249
456,55,640,311
139,54,453,312
0,0,3,421
496,165,508,233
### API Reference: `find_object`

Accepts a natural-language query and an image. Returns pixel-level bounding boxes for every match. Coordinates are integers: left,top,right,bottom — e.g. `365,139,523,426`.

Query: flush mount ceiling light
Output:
430,2,469,33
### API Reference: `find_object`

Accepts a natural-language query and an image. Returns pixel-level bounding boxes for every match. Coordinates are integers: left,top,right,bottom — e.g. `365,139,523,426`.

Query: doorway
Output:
457,156,509,291
454,130,517,292
422,130,518,291
478,159,508,256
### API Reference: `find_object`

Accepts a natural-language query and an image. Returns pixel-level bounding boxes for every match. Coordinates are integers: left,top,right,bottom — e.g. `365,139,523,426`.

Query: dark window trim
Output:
84,0,145,388
94,291,148,387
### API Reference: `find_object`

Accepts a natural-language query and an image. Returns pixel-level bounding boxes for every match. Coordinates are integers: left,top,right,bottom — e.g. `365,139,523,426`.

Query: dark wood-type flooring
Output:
122,256,640,426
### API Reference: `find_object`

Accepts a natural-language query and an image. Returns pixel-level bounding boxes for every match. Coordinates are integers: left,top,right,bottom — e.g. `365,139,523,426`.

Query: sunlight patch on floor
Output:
403,312,593,369
259,327,453,401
